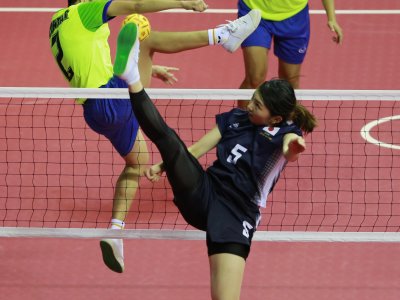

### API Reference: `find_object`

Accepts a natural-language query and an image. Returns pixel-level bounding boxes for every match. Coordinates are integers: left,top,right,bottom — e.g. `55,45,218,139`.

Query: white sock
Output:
208,29,215,45
111,218,125,229
123,66,140,86
208,27,229,45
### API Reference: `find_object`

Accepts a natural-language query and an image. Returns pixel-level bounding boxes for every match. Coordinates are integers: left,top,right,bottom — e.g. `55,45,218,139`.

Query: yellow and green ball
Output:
122,14,151,41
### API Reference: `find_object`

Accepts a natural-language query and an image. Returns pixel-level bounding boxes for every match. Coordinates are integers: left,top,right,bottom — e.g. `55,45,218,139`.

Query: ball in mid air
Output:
122,14,151,41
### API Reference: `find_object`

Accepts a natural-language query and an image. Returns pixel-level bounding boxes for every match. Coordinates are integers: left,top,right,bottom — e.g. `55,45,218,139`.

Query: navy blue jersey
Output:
206,108,302,207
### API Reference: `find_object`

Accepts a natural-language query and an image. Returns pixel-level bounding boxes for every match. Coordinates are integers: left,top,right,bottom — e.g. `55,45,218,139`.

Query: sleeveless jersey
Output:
242,0,308,21
207,108,302,208
49,0,113,91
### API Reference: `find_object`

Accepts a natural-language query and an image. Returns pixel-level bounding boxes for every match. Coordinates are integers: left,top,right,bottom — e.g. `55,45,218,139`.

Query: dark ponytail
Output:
290,103,317,134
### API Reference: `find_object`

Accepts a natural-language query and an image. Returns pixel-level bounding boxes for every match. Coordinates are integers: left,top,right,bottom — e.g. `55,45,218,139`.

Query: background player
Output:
237,0,343,108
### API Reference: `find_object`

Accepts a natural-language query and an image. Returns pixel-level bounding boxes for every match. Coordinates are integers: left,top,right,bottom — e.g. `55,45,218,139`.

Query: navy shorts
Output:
238,0,310,64
83,76,139,157
174,171,261,258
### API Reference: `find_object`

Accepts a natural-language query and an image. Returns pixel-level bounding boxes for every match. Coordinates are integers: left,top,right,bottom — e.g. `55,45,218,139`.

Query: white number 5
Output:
227,144,247,164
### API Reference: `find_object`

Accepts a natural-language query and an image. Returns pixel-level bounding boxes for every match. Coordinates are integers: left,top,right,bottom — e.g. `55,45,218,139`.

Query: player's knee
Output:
242,73,266,89
124,150,150,170
284,76,300,89
154,127,180,149
123,163,142,177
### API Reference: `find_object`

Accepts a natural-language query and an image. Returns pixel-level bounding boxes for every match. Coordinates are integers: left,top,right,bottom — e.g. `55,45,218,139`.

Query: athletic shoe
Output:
100,239,124,273
113,22,140,84
220,9,261,53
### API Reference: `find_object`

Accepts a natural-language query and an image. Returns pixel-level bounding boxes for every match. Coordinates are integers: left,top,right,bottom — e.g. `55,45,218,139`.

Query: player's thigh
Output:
138,37,154,88
124,129,149,167
83,97,139,158
209,253,246,300
242,46,269,86
164,132,205,195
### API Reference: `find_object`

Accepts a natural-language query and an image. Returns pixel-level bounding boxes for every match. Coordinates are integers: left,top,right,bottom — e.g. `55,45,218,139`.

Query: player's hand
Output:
145,164,164,182
288,136,306,155
328,20,343,45
182,0,208,12
152,65,179,85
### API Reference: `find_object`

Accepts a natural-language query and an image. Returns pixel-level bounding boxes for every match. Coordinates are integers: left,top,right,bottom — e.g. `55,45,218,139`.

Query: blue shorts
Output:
83,76,139,157
238,0,310,64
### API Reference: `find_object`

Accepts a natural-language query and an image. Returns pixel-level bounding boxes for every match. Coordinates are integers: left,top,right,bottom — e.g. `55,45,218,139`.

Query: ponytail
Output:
290,103,317,134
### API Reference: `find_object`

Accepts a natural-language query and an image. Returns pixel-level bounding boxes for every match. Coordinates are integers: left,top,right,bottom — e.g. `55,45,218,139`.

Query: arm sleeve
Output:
77,0,113,31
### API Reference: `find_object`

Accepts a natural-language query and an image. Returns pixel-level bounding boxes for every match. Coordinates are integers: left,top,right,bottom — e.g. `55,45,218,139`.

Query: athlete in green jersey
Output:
49,0,208,274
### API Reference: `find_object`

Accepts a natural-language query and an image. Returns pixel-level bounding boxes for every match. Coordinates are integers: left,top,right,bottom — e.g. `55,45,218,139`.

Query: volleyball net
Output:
1,87,400,241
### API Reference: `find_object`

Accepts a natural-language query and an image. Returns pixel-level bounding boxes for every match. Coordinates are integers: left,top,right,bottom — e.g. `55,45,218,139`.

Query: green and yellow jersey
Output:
49,0,113,94
242,0,308,21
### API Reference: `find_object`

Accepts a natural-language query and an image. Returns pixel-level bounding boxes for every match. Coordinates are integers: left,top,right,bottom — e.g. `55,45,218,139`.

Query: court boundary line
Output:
360,115,400,150
1,227,400,242
1,8,400,14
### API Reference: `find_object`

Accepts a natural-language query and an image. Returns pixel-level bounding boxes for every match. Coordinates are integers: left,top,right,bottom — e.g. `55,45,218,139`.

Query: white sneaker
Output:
220,9,261,53
100,239,124,273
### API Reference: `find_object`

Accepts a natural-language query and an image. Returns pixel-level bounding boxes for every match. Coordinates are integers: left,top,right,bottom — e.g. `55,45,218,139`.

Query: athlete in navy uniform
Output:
114,22,317,300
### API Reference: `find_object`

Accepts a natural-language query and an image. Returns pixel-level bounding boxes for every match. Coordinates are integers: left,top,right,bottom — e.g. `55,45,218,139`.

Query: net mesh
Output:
1,88,400,237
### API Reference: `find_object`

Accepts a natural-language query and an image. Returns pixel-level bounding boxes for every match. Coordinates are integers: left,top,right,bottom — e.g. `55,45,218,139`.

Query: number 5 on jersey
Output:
227,144,248,164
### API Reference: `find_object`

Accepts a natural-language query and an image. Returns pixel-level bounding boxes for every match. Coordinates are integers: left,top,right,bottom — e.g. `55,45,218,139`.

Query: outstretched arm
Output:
282,133,306,162
107,0,208,17
146,126,221,182
321,0,343,44
187,126,221,159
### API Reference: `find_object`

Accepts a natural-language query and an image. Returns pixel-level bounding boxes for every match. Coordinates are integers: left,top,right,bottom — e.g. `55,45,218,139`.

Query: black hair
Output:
258,79,317,133
259,79,296,119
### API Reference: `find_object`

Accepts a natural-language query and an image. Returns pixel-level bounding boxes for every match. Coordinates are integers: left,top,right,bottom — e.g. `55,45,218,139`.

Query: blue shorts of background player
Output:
238,0,310,65
83,76,139,157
